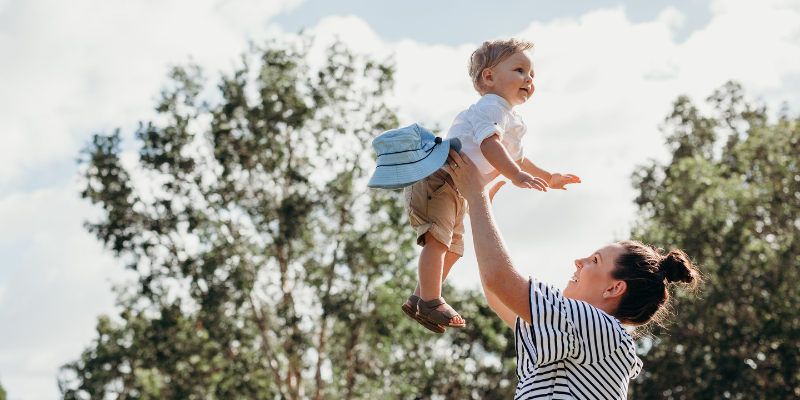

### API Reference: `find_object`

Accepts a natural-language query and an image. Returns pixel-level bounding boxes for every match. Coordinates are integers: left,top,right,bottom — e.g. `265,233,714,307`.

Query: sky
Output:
1,0,799,398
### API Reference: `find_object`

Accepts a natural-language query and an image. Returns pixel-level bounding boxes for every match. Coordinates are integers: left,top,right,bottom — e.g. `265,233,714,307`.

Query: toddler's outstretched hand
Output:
549,173,581,190
512,171,548,191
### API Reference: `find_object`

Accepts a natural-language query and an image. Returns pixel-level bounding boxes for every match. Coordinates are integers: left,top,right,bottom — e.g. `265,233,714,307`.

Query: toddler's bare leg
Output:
413,232,465,326
412,249,460,297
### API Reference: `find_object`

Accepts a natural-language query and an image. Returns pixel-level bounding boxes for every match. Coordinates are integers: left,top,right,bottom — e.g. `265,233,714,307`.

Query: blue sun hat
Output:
368,124,462,190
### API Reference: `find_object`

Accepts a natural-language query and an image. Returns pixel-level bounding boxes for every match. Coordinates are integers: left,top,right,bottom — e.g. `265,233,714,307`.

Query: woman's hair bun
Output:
660,249,695,284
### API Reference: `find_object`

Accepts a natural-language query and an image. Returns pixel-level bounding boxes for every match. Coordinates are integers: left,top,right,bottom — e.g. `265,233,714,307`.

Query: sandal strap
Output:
432,300,458,319
417,297,461,325
419,297,445,310
440,307,458,319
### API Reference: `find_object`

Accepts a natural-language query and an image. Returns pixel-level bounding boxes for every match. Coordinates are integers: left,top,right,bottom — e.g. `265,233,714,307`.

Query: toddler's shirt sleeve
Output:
471,103,510,144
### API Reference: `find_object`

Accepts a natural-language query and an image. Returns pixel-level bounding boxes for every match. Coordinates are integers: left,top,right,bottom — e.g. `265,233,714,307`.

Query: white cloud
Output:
657,7,688,31
0,182,127,397
0,0,304,185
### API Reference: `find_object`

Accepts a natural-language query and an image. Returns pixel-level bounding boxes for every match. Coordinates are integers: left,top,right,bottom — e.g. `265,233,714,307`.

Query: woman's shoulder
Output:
562,293,630,338
529,279,635,353
529,278,563,303
562,297,639,366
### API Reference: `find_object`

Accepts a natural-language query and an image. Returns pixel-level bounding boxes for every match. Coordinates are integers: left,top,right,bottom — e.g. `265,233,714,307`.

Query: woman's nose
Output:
574,259,583,269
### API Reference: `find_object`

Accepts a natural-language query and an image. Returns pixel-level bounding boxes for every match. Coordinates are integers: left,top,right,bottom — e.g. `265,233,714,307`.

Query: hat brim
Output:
368,138,459,189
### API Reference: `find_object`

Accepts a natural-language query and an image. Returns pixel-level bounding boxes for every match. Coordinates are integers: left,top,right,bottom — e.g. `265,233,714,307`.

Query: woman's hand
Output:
445,149,499,202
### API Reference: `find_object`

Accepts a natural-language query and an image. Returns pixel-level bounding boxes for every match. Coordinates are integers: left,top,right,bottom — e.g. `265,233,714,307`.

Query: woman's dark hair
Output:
612,240,702,329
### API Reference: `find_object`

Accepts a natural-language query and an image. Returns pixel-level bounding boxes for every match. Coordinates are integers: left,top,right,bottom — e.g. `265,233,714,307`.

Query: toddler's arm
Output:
519,157,581,190
480,135,547,190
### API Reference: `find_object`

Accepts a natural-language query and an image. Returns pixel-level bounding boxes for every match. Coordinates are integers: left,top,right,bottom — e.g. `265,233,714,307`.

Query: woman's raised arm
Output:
445,149,533,325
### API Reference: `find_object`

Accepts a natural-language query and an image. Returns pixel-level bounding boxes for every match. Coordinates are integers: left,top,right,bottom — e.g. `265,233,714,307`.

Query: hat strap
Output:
377,137,441,158
376,138,442,168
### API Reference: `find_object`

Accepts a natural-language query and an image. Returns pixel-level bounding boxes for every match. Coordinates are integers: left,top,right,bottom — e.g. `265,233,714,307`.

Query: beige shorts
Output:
403,169,468,256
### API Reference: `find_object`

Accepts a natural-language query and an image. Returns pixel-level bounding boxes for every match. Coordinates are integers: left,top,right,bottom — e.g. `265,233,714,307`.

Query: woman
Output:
444,149,700,400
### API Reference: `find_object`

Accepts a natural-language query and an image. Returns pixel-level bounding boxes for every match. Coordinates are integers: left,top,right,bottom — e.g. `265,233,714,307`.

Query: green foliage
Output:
629,81,800,399
60,39,515,399
0,377,6,400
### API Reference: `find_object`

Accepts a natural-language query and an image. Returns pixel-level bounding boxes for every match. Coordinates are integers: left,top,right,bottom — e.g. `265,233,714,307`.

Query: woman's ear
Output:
605,280,627,299
482,68,495,88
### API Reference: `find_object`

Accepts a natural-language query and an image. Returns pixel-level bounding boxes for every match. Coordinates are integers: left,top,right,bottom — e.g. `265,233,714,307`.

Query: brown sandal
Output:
416,297,466,329
401,295,445,334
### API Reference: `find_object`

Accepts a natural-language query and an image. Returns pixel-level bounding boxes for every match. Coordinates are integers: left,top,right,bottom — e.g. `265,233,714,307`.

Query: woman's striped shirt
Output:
514,279,643,400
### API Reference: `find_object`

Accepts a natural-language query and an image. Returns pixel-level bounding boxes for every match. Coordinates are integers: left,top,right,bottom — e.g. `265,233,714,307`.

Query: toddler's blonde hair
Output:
469,38,534,95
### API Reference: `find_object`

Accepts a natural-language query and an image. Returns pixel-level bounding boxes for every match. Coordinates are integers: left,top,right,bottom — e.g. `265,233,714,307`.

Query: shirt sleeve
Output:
471,104,509,144
562,293,630,366
514,279,577,369
515,279,636,368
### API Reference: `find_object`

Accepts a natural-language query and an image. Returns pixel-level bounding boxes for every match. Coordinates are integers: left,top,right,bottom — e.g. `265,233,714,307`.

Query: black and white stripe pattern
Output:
514,279,643,399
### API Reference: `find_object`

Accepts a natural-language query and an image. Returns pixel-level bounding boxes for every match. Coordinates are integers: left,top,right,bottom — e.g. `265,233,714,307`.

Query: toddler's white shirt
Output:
445,93,526,174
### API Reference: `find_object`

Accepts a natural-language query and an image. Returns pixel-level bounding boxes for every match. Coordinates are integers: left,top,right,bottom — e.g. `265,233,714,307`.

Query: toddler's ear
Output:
482,68,494,87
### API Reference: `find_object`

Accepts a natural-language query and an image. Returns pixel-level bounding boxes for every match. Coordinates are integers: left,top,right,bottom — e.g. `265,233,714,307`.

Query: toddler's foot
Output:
436,303,465,325
417,297,466,329
402,295,445,334
406,298,464,324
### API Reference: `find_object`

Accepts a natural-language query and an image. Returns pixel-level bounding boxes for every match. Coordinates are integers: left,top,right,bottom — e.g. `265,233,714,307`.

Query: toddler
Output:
402,38,581,332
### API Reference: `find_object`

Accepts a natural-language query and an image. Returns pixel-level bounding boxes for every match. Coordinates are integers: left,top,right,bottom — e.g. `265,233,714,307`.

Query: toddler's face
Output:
483,51,534,106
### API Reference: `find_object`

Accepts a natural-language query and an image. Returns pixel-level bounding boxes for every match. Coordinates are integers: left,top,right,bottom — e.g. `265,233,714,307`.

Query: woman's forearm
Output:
468,193,511,286
480,274,517,328
444,148,533,324
467,192,533,324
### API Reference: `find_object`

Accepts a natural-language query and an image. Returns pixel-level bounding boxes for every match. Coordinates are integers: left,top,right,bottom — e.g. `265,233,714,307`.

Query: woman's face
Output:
563,243,625,305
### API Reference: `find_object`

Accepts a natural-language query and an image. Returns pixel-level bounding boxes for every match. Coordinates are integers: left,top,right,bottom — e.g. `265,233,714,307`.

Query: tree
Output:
0,377,6,400
629,81,800,399
59,39,516,399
